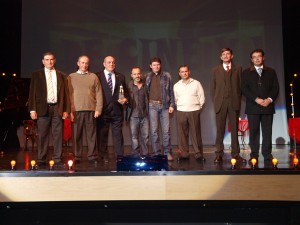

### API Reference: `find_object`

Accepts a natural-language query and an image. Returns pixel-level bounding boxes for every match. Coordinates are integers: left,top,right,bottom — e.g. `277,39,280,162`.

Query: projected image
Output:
21,0,288,145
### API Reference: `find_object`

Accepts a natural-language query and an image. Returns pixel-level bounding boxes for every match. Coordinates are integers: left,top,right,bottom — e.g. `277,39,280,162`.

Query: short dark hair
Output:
220,48,233,55
149,57,161,64
178,64,189,71
250,49,265,58
43,51,55,59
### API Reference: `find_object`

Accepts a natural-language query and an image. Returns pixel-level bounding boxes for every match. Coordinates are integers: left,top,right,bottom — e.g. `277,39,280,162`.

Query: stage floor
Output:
0,144,298,172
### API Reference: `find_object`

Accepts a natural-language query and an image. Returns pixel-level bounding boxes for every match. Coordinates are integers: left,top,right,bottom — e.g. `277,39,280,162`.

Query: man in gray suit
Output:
211,48,246,163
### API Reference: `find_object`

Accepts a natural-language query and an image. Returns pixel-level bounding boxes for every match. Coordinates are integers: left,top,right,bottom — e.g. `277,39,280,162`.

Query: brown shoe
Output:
177,149,189,160
214,156,223,163
167,153,174,161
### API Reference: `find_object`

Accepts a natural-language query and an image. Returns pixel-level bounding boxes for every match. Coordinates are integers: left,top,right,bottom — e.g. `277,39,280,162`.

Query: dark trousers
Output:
247,114,273,160
215,98,240,156
97,114,123,157
72,111,98,161
37,104,62,163
176,110,203,155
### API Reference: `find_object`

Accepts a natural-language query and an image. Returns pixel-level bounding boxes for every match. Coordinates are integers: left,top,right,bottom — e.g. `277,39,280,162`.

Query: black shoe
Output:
89,159,98,164
37,162,47,166
74,159,81,164
54,161,65,167
195,153,206,162
214,156,223,163
233,155,247,163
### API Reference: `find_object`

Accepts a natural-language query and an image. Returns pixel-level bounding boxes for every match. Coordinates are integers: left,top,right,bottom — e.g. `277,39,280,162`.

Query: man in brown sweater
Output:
67,55,103,164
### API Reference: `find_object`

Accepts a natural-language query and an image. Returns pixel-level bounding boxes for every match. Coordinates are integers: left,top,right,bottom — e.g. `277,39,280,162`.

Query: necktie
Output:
47,70,55,102
257,68,262,76
226,66,230,72
107,73,113,93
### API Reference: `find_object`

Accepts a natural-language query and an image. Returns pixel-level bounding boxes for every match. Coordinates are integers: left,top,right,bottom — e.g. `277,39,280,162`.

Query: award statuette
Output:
119,84,124,100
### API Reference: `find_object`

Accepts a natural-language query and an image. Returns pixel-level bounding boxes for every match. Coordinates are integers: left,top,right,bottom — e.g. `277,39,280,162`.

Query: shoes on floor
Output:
89,159,98,164
214,156,223,163
167,153,173,161
74,159,81,164
232,155,247,163
195,153,206,162
177,149,190,160
54,161,65,167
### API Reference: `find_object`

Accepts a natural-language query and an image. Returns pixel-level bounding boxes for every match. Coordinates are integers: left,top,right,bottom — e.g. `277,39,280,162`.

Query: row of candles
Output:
10,159,74,171
230,156,299,169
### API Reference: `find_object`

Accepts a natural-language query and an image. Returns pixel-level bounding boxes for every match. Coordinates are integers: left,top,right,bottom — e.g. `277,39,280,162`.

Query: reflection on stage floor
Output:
0,145,297,172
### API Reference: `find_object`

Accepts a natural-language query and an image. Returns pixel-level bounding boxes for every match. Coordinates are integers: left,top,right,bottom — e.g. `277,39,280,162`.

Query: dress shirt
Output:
223,63,231,71
104,69,115,94
45,68,57,103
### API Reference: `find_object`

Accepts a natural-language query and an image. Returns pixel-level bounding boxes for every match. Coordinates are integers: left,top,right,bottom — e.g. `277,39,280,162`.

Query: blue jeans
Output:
130,117,149,155
149,103,171,154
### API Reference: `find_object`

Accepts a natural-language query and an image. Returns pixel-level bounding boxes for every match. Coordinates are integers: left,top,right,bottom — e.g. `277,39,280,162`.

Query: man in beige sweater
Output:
67,55,103,164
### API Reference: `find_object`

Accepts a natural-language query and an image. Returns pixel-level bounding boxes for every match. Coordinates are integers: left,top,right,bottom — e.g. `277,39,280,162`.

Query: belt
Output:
48,103,57,106
149,100,162,104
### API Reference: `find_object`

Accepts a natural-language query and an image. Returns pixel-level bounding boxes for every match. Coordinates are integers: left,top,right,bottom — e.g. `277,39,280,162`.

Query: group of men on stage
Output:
28,48,279,166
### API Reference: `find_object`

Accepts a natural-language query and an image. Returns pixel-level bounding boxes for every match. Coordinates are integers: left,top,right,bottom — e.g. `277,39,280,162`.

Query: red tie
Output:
226,66,230,72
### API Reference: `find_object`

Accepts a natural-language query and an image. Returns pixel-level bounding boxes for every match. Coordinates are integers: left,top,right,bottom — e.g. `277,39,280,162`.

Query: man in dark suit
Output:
241,49,279,163
28,52,69,166
96,56,129,161
211,48,245,163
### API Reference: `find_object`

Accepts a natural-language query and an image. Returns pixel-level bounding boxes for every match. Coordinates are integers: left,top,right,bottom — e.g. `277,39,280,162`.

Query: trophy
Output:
119,84,124,100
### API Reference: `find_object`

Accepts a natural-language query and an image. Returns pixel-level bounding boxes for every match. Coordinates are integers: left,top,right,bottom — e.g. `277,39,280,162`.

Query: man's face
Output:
103,56,116,72
42,54,56,70
220,50,233,63
77,56,89,72
150,61,161,73
251,52,264,67
131,68,142,83
178,67,190,80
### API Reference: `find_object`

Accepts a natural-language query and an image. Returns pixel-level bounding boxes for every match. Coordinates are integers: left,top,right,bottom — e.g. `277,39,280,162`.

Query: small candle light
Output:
49,160,55,170
68,160,73,171
231,158,236,169
293,157,299,168
272,158,278,169
251,158,257,168
31,160,36,170
11,160,16,170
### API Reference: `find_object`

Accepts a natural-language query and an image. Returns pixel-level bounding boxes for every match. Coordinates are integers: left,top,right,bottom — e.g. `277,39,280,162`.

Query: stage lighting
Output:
230,158,236,169
251,158,257,169
10,160,16,170
31,160,36,170
272,158,278,169
49,160,54,170
68,160,73,171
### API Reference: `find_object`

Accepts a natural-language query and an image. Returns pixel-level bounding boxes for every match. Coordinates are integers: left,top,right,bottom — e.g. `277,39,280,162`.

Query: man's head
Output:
149,57,162,74
220,48,233,64
250,49,265,67
103,56,116,72
178,65,191,81
131,67,142,83
42,52,56,70
77,55,90,73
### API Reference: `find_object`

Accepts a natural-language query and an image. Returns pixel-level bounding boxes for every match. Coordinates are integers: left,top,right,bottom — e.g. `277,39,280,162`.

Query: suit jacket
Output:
28,69,69,117
211,63,242,113
96,70,130,117
125,79,148,121
241,65,279,114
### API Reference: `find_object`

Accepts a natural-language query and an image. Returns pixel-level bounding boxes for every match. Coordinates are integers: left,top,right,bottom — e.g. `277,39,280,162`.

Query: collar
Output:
77,70,88,75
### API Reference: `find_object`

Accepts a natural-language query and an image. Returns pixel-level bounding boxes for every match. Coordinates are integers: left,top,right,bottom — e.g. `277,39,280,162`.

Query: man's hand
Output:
118,97,128,105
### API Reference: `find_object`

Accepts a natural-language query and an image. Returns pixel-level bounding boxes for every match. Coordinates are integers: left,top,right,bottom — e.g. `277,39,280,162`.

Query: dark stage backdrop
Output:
21,0,288,145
